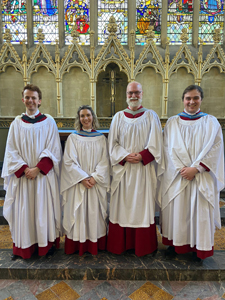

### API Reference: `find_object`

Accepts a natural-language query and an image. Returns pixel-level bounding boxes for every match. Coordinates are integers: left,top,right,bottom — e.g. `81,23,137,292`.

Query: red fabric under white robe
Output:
60,131,110,256
160,114,225,259
107,107,164,256
2,113,62,259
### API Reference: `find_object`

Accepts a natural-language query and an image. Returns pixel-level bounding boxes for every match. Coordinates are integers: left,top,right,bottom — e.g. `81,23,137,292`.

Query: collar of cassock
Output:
123,106,147,116
22,110,40,119
21,110,46,124
74,129,103,137
178,110,208,119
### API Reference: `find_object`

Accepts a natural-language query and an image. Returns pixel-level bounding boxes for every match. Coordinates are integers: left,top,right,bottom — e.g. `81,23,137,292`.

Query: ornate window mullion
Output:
192,0,200,47
0,1,2,45
90,0,98,47
58,0,65,48
27,0,34,48
161,1,168,48
128,0,136,47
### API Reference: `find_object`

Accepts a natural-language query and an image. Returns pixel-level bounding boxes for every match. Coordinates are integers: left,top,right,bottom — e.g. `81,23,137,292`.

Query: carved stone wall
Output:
0,20,225,130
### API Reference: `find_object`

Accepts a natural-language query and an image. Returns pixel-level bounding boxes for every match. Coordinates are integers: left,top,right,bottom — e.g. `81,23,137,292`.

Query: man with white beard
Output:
107,81,164,256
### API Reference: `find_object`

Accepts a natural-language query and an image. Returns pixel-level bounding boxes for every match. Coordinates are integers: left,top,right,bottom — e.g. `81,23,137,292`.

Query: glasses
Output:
127,91,142,96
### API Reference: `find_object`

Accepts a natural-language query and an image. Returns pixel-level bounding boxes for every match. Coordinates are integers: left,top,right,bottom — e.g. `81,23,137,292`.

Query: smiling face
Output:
126,82,143,111
183,89,202,114
22,89,42,115
79,109,93,130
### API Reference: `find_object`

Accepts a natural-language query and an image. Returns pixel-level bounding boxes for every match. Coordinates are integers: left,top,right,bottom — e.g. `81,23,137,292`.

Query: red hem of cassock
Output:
162,236,214,259
13,238,60,259
107,221,158,257
64,235,107,256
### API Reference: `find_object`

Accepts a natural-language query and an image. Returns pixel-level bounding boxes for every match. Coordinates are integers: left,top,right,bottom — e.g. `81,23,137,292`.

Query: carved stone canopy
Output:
107,16,118,34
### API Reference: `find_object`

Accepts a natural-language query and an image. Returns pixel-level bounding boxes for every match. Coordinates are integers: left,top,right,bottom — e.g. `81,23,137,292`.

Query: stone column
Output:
128,0,136,47
192,0,200,48
58,0,65,48
161,1,168,49
0,1,2,45
223,10,225,49
27,0,34,48
90,0,98,46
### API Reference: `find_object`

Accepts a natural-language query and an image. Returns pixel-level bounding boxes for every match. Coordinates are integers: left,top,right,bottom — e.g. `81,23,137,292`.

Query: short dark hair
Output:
22,84,42,100
182,85,204,101
74,105,99,130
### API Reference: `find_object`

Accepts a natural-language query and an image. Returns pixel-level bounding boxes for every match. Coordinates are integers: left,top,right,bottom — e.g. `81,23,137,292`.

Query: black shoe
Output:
46,246,55,259
165,246,176,260
151,249,158,257
192,252,202,263
11,254,19,261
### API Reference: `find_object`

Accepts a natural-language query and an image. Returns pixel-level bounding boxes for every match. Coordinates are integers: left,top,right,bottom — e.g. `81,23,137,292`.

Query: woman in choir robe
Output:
61,105,110,256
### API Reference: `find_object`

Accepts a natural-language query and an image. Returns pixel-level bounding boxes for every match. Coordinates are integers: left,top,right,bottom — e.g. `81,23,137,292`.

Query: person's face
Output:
79,109,93,130
126,82,143,109
22,89,41,115
183,89,202,114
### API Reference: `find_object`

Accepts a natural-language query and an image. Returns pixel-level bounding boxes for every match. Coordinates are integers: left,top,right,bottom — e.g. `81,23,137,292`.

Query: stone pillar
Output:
0,1,2,45
58,0,65,48
161,1,168,49
223,10,225,49
91,81,97,112
128,0,136,47
27,0,34,48
192,0,200,48
90,0,98,46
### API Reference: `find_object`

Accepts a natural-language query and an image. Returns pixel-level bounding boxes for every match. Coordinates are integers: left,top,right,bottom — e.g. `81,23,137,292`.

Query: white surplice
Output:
161,115,224,251
2,115,62,249
108,110,164,228
60,133,110,243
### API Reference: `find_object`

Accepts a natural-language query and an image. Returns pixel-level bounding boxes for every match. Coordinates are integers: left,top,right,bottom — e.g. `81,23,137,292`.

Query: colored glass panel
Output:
98,0,128,44
167,0,193,44
199,0,224,44
136,0,162,45
33,0,58,44
64,0,90,45
2,0,27,43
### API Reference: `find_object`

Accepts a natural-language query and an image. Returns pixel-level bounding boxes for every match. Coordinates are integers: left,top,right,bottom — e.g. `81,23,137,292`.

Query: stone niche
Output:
201,67,225,118
136,67,163,118
168,67,194,117
31,66,57,117
0,66,24,116
96,63,128,117
62,67,90,117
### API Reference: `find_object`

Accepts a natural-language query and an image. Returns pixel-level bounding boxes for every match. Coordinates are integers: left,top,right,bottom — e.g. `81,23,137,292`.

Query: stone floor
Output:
1,279,225,300
1,199,225,299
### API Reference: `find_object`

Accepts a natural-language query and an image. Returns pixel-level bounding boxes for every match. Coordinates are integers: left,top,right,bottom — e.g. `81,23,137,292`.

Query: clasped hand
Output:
125,153,142,164
24,167,40,180
180,167,198,181
81,177,96,189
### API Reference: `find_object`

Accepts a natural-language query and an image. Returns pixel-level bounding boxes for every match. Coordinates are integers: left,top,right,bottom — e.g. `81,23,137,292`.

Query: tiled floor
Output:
1,279,225,300
1,200,225,299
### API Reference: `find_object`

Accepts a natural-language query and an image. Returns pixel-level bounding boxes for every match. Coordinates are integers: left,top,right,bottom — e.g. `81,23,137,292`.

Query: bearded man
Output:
107,81,164,256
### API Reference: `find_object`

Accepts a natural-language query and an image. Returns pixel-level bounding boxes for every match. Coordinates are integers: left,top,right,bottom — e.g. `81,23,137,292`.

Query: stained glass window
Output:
33,0,58,44
167,0,193,44
64,0,90,45
98,0,128,44
199,0,224,44
2,0,27,43
136,0,162,45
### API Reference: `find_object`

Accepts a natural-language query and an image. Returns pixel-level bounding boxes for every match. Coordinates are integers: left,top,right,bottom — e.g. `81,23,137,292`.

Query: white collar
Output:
184,108,200,116
22,109,40,119
82,127,92,132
